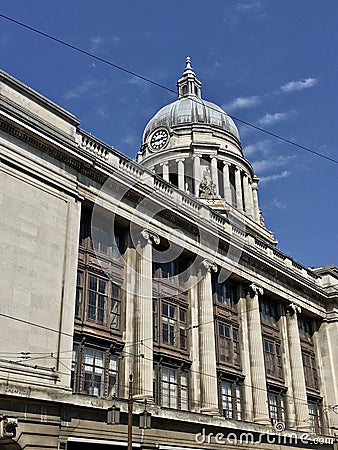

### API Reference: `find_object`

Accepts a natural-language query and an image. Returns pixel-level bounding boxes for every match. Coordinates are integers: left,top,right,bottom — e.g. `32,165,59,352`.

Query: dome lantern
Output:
177,56,202,98
137,58,264,227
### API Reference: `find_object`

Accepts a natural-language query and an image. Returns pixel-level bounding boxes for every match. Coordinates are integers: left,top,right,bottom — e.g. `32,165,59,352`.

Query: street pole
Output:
128,373,133,450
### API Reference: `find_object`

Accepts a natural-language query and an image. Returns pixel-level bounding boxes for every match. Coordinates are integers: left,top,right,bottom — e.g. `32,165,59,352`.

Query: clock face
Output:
150,129,169,150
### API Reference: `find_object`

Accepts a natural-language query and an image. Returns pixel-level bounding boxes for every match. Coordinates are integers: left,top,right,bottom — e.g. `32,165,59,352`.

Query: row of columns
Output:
124,232,311,429
160,157,261,223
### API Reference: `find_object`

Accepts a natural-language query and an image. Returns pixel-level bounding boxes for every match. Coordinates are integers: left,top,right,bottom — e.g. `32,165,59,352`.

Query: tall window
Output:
263,339,282,377
302,352,319,390
260,298,279,326
308,400,323,434
110,284,121,330
75,271,83,319
87,276,107,323
215,281,237,308
76,273,122,329
154,364,189,410
218,322,240,367
153,299,187,350
72,345,119,398
220,380,242,420
268,391,286,426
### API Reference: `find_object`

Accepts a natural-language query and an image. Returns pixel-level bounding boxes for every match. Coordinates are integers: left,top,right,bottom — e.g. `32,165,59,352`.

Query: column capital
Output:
159,161,169,167
175,157,185,163
140,229,160,245
202,259,218,272
247,282,264,297
286,302,302,316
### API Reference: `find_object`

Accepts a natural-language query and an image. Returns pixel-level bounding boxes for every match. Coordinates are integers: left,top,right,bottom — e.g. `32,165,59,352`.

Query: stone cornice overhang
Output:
0,69,80,126
0,100,328,314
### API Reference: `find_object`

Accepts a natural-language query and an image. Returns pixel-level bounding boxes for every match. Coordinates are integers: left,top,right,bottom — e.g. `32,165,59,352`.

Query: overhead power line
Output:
0,12,337,165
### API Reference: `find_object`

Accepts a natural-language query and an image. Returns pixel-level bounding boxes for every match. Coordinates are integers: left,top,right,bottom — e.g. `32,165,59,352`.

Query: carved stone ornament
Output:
141,229,160,245
248,282,264,297
202,259,218,272
287,302,302,315
199,168,217,199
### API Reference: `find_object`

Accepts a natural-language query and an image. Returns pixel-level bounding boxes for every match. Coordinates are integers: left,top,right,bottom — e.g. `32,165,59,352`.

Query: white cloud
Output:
259,170,290,183
64,79,96,100
122,134,138,146
257,112,289,126
243,139,271,156
281,77,317,93
252,155,294,173
237,0,261,11
223,95,260,111
90,36,103,53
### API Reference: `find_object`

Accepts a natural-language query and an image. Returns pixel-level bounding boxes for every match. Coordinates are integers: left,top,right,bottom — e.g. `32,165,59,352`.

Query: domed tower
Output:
137,57,262,226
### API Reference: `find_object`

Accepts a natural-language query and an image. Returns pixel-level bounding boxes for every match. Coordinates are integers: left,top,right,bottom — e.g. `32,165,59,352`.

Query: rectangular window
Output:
268,392,286,425
215,281,237,307
220,380,242,420
110,284,121,330
308,400,323,434
84,348,105,396
302,352,319,390
153,299,158,342
75,272,83,319
162,302,177,345
260,298,278,325
87,275,107,324
218,323,240,367
73,346,119,398
159,365,188,410
179,309,187,350
264,339,282,377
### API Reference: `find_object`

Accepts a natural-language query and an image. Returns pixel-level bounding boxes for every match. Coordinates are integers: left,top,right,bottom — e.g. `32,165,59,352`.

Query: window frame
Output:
72,344,119,398
219,378,242,420
154,362,189,411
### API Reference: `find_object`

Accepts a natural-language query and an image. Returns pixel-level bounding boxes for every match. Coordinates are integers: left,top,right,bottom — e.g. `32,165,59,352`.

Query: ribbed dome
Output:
142,96,240,142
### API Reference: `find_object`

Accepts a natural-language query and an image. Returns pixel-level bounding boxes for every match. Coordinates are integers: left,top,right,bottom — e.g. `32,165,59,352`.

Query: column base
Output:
253,416,272,426
200,407,220,416
133,394,154,403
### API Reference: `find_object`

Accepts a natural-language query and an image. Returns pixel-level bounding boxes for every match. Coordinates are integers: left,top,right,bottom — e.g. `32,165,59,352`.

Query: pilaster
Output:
133,229,159,401
246,283,270,425
286,303,311,431
198,260,219,415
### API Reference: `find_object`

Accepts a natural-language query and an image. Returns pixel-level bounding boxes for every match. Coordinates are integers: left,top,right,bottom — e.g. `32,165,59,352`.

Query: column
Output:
133,229,160,401
176,158,185,191
237,286,254,421
315,315,338,432
223,162,232,204
246,283,270,425
193,154,201,196
243,174,254,218
161,162,169,182
188,270,201,412
234,167,243,210
286,303,310,431
198,260,219,414
252,177,260,223
210,157,219,196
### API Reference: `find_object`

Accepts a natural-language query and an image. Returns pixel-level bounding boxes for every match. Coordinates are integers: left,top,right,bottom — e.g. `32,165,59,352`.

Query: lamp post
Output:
128,374,133,450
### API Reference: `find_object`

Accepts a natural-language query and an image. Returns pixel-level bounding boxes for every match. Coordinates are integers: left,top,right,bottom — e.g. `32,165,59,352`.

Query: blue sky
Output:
1,0,338,268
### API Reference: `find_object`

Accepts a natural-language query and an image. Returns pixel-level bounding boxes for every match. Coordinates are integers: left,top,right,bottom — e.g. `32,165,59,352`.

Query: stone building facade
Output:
0,60,337,450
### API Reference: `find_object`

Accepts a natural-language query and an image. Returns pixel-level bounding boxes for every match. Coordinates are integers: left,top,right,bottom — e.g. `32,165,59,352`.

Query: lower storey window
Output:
268,391,286,426
220,379,242,420
308,399,323,434
154,363,189,410
72,345,119,398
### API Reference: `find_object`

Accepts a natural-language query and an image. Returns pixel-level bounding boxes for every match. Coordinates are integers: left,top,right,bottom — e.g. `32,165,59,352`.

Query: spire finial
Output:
177,56,202,98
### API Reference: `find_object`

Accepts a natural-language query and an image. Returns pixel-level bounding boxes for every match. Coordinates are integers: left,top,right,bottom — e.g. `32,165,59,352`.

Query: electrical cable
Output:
0,13,337,165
